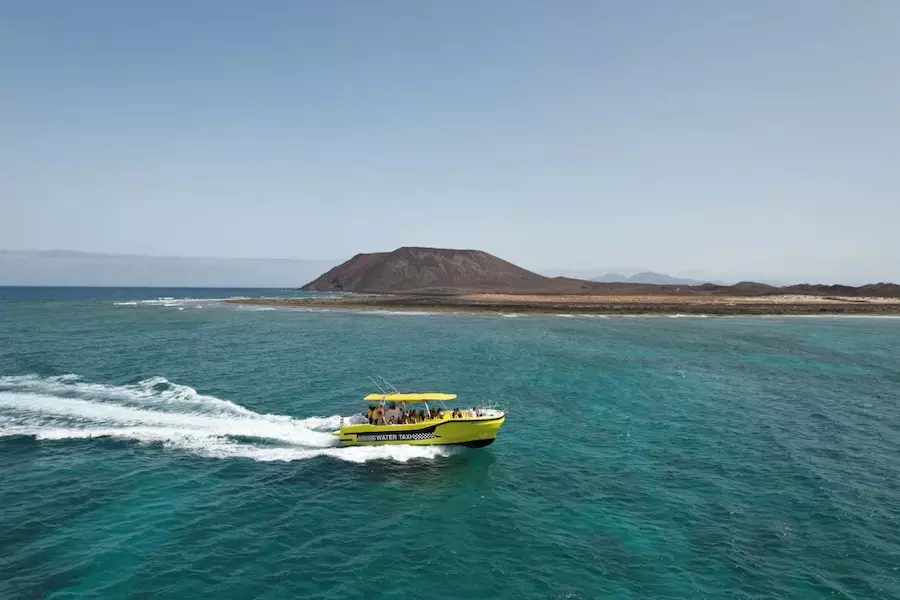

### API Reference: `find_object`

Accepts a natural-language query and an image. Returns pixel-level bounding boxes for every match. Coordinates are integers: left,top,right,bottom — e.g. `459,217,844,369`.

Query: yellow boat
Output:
333,392,506,447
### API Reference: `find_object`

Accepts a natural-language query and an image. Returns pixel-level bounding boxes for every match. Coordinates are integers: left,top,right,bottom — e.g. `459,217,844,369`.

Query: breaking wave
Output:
0,375,455,463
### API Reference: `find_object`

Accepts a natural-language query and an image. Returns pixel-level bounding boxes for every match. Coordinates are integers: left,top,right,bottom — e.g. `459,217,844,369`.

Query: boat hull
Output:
334,414,505,447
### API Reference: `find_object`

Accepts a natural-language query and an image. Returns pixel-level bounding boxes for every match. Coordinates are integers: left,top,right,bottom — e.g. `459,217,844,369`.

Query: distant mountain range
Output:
0,250,338,287
590,271,726,285
541,267,789,287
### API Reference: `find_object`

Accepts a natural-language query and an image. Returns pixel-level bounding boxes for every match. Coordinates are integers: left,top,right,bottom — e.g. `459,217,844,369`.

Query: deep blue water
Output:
1,287,899,599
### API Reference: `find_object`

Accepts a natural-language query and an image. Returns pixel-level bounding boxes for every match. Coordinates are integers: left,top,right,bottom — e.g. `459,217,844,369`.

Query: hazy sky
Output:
2,1,899,282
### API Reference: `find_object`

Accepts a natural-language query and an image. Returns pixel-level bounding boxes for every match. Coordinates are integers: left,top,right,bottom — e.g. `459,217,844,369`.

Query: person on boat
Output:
374,405,385,425
417,409,426,422
384,402,398,424
366,405,375,424
471,406,480,417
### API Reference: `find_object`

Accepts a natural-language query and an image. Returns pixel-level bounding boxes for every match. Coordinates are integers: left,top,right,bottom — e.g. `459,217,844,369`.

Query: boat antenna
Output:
368,376,387,395
380,377,400,394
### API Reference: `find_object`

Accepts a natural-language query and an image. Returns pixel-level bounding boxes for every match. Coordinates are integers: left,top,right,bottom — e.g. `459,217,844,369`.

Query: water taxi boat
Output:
333,392,506,447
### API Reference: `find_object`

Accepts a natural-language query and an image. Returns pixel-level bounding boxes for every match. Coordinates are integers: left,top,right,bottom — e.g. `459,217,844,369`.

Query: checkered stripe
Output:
356,431,437,442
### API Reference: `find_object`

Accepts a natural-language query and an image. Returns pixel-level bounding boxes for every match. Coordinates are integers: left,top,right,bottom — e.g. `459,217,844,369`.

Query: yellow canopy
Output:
364,393,457,403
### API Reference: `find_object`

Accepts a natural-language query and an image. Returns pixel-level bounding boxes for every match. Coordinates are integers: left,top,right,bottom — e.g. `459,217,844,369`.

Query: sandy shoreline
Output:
225,294,900,316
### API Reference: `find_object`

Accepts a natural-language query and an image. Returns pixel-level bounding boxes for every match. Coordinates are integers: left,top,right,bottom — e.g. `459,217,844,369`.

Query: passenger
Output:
417,409,425,422
366,404,375,424
404,411,413,425
374,405,384,425
471,406,479,418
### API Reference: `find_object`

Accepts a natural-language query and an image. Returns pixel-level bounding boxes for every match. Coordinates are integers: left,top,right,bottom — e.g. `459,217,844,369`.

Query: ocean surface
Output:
1,287,899,599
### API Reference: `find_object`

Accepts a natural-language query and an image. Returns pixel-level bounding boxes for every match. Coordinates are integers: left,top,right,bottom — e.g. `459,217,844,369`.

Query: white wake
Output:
0,375,454,463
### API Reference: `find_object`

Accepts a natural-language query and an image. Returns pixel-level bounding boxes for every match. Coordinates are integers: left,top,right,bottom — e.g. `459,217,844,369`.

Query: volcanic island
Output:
226,247,900,316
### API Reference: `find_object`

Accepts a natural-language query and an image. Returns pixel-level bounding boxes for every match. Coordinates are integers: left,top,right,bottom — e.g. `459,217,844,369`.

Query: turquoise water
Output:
1,288,899,599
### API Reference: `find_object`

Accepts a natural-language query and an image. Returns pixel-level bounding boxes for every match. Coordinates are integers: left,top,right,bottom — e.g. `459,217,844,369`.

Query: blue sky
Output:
2,1,898,282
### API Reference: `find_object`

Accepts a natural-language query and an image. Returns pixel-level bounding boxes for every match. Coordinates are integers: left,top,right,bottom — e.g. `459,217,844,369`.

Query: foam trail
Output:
0,375,454,463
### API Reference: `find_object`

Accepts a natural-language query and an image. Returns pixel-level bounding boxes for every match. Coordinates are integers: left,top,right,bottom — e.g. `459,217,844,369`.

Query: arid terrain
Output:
226,246,900,315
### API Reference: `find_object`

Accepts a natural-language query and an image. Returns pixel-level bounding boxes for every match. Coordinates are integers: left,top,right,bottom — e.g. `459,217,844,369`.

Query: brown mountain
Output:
301,247,601,293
